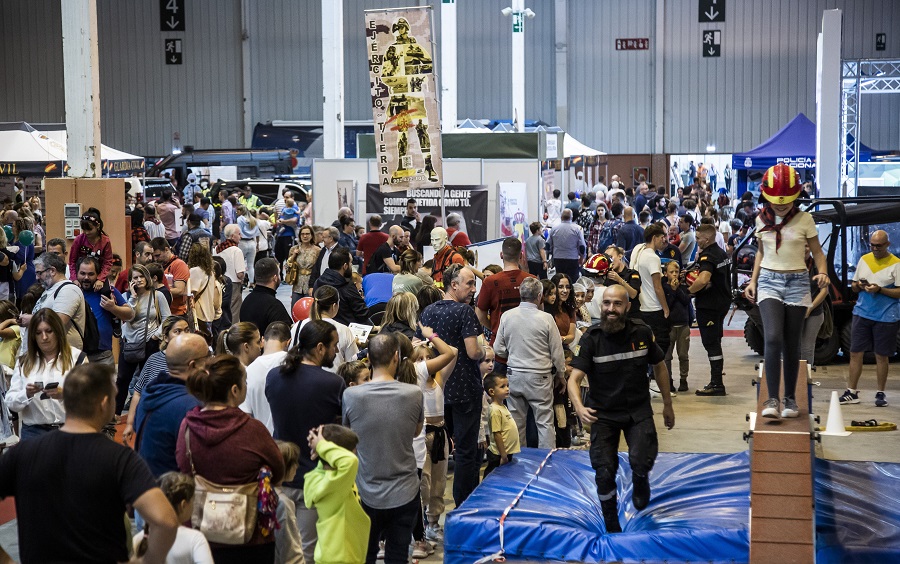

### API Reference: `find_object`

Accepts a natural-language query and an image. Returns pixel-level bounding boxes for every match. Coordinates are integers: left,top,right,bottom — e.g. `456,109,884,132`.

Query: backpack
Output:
55,282,101,355
596,219,623,252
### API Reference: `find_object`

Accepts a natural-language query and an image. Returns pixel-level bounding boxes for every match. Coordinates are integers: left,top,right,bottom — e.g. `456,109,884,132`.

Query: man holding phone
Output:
841,230,900,407
77,256,134,365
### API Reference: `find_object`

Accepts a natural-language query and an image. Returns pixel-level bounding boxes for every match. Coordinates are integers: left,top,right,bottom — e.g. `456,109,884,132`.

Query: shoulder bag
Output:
185,427,259,545
123,292,156,364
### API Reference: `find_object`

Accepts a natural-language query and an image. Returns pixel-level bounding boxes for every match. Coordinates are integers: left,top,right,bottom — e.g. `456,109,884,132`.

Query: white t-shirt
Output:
33,280,87,350
133,526,213,564
631,243,663,312
295,317,359,373
239,350,288,434
544,199,562,227
144,220,166,240
413,361,429,468
257,220,271,252
214,245,246,283
755,211,818,271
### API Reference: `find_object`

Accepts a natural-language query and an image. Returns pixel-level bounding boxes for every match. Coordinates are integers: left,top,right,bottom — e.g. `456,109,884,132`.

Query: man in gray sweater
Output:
493,277,566,449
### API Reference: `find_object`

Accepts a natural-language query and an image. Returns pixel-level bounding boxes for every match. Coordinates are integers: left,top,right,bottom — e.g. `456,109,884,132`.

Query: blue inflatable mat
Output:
445,448,900,563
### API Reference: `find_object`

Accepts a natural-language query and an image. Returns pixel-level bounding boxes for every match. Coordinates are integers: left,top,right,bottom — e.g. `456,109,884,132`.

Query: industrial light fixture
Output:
523,8,536,18
501,7,513,16
706,144,716,153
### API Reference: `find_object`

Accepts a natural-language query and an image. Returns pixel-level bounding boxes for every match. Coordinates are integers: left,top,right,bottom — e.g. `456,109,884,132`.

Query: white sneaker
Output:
761,398,780,419
412,540,431,558
425,524,444,543
649,380,661,398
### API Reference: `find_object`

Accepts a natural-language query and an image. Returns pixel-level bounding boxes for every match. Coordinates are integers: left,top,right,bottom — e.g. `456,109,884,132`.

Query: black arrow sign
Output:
160,0,186,32
699,0,725,22
165,39,183,64
702,29,721,57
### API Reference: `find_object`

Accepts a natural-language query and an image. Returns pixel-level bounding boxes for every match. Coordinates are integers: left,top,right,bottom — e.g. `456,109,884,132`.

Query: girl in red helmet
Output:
745,164,828,419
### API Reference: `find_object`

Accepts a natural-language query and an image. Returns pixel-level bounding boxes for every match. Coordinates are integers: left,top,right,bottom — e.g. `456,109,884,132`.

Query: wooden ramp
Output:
749,361,816,563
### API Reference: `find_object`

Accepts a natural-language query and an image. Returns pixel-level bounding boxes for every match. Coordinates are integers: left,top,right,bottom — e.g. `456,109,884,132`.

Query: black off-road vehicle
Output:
732,197,900,365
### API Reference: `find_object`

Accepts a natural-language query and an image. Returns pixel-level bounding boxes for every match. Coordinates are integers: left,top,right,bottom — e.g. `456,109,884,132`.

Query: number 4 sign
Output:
160,0,186,32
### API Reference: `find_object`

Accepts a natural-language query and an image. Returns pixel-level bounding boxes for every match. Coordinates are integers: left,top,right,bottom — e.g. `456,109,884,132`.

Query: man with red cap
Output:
745,164,828,419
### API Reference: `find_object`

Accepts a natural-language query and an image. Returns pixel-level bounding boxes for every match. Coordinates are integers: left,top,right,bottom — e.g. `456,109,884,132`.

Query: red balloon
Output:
292,297,314,322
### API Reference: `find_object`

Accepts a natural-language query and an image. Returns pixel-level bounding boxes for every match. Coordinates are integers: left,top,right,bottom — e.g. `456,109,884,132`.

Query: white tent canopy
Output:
563,133,605,157
0,122,144,176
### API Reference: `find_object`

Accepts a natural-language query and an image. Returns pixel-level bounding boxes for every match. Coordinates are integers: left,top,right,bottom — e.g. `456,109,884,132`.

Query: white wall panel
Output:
0,0,65,123
566,0,656,154
96,0,244,155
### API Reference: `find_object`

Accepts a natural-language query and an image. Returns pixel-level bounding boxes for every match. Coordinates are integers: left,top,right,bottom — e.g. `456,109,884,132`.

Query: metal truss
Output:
841,59,900,195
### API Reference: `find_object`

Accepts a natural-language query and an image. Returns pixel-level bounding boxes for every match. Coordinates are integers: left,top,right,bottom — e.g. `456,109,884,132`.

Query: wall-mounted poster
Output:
499,182,529,244
366,184,488,243
365,7,443,192
336,180,356,215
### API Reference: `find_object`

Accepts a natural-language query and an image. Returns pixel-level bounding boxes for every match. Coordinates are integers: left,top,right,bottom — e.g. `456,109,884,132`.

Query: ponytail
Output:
310,285,339,321
215,322,259,356
393,333,418,386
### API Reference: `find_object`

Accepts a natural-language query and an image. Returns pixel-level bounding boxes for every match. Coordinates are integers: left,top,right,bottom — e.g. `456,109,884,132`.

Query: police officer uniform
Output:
693,243,732,395
571,318,665,532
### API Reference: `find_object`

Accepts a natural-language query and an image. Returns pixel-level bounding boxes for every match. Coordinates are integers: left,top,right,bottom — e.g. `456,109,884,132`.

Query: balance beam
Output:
749,360,816,563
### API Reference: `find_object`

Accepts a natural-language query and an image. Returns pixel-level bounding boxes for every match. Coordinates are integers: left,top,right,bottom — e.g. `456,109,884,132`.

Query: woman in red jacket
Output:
176,355,285,563
68,208,113,289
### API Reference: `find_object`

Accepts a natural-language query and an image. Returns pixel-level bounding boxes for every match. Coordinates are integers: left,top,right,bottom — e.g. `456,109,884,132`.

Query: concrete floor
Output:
1,294,897,561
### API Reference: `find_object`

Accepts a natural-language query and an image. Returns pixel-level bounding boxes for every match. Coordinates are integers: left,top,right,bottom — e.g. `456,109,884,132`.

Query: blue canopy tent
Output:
731,113,874,197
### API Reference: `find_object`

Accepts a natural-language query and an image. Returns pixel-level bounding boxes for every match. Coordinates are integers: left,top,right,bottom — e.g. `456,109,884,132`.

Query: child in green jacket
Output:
304,424,371,564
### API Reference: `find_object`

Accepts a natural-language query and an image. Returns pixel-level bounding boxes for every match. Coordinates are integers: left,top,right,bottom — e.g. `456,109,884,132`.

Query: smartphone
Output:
44,382,59,390
859,278,869,286
33,381,43,390
100,285,112,299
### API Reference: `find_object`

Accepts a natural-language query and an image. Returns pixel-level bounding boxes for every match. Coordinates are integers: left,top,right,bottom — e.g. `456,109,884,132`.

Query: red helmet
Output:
761,163,801,205
583,253,611,276
684,269,700,286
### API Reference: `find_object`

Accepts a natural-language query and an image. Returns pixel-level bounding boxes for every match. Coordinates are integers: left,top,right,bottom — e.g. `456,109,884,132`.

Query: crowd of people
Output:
0,162,895,562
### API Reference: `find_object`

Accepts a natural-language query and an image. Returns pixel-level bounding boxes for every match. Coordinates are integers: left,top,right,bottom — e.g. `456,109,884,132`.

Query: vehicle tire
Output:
744,318,765,356
814,329,840,366
840,320,876,364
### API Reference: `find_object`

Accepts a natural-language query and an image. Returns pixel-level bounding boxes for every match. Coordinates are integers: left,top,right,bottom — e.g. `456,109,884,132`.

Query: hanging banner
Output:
366,184,488,243
498,182,529,244
365,7,443,192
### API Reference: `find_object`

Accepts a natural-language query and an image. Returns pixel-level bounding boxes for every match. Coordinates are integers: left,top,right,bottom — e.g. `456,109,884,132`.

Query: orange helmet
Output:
760,163,801,205
583,253,611,276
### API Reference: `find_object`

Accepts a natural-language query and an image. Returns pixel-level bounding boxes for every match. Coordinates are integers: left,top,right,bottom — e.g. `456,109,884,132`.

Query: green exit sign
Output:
513,12,524,32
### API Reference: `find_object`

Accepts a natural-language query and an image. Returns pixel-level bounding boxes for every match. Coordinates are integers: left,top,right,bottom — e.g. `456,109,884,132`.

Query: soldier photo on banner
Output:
366,7,443,192
366,184,488,243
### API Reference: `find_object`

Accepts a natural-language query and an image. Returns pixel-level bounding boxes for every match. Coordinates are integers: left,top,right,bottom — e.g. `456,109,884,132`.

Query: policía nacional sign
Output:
365,7,443,192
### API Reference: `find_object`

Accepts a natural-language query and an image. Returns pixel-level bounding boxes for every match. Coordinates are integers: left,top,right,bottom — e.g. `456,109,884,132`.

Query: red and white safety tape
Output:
474,448,559,564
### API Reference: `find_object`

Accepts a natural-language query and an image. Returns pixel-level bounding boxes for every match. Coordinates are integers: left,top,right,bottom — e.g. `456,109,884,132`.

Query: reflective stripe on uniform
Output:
592,349,649,365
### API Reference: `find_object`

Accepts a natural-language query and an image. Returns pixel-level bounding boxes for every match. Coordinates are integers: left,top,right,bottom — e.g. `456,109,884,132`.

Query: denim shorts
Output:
757,269,811,307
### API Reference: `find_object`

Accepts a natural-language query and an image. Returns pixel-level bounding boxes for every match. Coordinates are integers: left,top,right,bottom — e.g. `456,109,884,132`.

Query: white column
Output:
554,0,568,131
441,0,458,132
816,9,843,198
511,0,526,132
322,0,345,159
653,0,665,153
241,0,253,146
60,0,101,178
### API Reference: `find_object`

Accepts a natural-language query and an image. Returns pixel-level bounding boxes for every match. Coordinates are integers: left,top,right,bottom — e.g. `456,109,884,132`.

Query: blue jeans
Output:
20,423,60,442
445,397,482,507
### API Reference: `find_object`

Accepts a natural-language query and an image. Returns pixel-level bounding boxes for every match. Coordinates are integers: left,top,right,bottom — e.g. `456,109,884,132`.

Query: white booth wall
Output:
311,158,541,242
